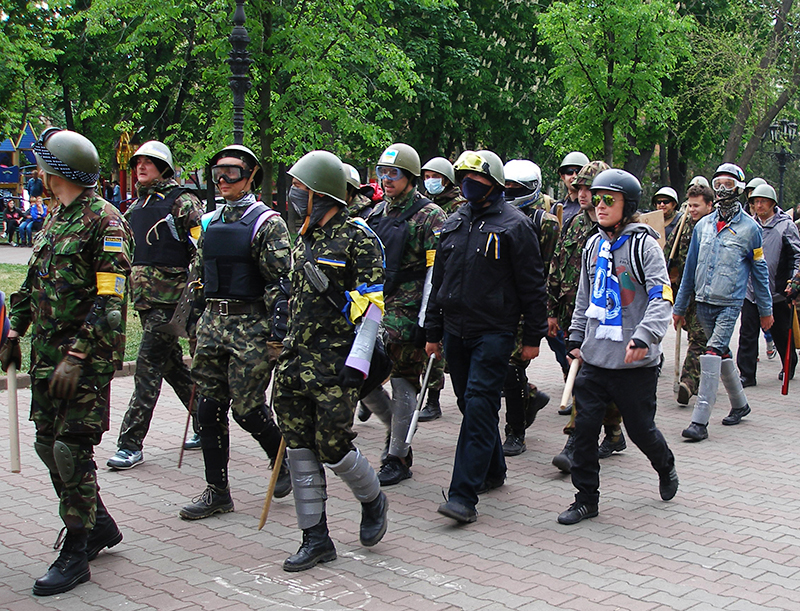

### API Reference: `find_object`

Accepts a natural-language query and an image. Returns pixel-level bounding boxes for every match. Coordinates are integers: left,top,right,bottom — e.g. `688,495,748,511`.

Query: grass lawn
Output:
0,262,168,370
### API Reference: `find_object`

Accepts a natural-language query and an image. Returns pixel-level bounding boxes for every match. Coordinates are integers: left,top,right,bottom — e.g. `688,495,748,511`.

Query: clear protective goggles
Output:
376,166,404,181
712,175,744,192
211,164,250,185
592,193,617,208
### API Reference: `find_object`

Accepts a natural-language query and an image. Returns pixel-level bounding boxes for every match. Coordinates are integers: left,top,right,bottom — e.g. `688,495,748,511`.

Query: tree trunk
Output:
724,0,794,162
603,118,614,164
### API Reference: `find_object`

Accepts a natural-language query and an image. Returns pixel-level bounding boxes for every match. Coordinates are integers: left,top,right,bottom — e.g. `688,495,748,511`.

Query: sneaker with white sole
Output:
107,449,144,470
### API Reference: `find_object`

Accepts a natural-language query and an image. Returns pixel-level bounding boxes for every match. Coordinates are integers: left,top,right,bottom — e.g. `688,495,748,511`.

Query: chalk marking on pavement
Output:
341,550,464,590
215,564,372,610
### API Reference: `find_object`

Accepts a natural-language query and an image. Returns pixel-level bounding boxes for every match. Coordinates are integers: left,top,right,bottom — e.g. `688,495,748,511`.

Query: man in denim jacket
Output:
673,163,773,442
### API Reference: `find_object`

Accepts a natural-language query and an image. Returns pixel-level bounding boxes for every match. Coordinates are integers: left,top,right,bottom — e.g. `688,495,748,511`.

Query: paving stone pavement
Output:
0,326,799,610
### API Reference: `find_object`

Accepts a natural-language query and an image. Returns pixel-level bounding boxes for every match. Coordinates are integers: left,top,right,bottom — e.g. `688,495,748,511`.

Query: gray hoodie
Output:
569,222,672,370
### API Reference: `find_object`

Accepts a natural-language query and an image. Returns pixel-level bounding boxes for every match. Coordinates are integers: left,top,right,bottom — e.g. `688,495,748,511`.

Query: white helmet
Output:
688,176,709,188
651,186,679,207
503,159,542,206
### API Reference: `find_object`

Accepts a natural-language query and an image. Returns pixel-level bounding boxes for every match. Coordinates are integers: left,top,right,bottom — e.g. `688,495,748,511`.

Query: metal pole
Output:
228,0,252,146
778,149,787,209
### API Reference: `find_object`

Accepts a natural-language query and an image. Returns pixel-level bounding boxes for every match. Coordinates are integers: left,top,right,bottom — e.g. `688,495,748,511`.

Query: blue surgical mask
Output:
424,177,445,195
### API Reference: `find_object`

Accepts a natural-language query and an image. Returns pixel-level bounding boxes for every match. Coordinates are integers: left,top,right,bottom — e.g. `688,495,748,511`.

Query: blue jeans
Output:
18,219,40,243
443,332,515,509
695,302,742,355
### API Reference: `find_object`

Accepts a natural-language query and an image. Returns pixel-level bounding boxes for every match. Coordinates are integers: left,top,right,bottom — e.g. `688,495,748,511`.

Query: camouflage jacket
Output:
10,191,133,379
369,188,446,343
547,210,598,331
278,209,384,387
429,185,466,216
664,215,696,295
125,179,204,310
520,205,560,268
348,192,376,220
195,202,292,313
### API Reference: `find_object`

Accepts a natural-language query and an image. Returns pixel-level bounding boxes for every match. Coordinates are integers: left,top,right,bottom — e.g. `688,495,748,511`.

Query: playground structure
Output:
0,122,37,204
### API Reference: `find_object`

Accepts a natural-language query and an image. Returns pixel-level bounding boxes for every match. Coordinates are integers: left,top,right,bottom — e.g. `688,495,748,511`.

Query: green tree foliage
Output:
537,0,693,175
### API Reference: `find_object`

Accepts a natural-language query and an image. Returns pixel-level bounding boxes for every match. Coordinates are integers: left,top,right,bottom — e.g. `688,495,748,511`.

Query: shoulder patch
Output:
103,237,124,253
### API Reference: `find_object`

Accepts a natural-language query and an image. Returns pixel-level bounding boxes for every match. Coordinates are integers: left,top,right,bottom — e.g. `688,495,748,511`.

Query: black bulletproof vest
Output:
203,203,269,301
130,188,190,268
367,193,430,296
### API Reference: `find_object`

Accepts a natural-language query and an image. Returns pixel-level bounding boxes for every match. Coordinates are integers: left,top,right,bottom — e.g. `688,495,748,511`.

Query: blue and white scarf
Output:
585,234,630,341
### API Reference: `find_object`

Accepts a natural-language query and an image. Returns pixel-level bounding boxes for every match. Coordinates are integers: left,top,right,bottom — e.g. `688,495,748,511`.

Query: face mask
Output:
461,176,494,207
424,177,445,196
289,185,310,219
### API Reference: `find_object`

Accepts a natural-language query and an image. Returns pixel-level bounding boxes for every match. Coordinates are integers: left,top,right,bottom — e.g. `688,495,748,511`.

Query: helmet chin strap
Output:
299,188,314,236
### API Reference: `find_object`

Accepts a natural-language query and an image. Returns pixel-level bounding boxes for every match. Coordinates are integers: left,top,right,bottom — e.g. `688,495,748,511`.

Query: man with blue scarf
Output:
425,150,548,524
559,168,678,525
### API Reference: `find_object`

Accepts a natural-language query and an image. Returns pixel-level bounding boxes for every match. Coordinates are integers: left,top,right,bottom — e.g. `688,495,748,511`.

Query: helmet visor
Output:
211,164,248,185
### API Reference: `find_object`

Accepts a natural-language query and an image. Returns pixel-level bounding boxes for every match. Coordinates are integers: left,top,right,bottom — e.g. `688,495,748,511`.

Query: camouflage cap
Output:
573,161,610,188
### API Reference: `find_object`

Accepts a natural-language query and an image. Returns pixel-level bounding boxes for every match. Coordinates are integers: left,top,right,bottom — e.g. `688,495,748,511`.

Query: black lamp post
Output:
762,118,799,209
227,0,252,146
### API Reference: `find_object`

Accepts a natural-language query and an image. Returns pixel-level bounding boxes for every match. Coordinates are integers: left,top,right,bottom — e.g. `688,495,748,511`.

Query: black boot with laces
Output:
33,528,91,596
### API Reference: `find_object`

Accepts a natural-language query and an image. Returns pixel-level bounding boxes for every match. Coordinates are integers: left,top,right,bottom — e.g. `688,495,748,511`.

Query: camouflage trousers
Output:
389,341,430,391
274,370,359,465
117,307,195,452
191,310,280,418
679,302,707,396
30,374,112,532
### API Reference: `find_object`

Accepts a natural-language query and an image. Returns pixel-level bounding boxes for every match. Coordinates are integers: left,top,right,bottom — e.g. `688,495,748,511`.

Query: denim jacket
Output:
674,204,772,317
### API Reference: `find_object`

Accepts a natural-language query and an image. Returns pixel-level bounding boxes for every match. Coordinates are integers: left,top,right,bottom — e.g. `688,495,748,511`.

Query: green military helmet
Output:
421,156,456,184
559,151,590,173
749,183,777,204
454,150,505,187
377,143,421,177
288,150,348,205
573,161,610,188
33,127,100,188
130,140,175,178
342,163,362,190
745,177,767,200
210,144,264,186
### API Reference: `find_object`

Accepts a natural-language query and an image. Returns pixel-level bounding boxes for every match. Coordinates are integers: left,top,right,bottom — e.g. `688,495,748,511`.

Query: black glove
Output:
338,365,366,388
413,325,426,349
0,336,21,372
49,354,84,400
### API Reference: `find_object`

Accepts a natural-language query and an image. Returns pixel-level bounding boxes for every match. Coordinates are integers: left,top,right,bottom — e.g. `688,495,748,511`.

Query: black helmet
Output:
591,168,641,218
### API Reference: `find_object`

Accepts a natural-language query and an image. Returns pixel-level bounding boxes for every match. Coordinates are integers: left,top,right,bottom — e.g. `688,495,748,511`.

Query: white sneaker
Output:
107,449,144,470
766,340,777,359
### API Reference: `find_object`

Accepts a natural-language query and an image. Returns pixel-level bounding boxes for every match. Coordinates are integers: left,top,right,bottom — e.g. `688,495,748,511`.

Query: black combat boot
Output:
552,434,575,473
360,491,388,547
272,458,293,499
179,485,234,520
418,389,442,422
283,514,337,572
86,495,123,561
33,529,91,596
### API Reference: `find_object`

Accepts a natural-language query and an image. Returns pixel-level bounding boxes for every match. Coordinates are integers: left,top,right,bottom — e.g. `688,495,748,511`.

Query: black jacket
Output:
425,197,548,346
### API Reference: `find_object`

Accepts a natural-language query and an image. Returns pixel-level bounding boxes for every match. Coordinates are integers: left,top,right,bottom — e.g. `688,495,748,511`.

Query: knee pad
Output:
232,405,272,436
34,439,58,475
197,396,228,427
53,440,76,482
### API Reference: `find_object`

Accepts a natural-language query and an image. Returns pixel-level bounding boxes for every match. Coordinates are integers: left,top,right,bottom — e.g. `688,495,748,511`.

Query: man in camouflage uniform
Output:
107,141,204,470
344,163,377,220
274,150,388,572
553,151,590,229
416,156,466,421
664,182,712,405
360,144,446,485
547,161,627,473
0,128,132,595
179,144,291,520
500,159,558,456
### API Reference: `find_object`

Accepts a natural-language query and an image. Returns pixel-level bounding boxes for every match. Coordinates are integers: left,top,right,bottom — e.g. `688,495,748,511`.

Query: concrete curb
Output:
0,355,192,391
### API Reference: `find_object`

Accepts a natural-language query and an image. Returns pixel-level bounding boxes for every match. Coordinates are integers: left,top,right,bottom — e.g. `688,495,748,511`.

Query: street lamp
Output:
762,118,799,208
228,0,252,146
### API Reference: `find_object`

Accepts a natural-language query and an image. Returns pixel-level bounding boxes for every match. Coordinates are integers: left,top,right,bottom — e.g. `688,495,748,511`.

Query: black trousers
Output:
571,363,674,506
737,299,796,383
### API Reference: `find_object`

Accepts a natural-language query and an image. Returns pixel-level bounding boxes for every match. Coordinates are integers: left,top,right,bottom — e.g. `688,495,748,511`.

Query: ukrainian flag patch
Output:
104,237,123,253
97,272,126,297
317,257,346,268
753,247,764,261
